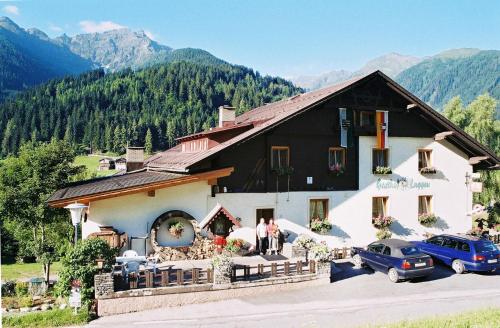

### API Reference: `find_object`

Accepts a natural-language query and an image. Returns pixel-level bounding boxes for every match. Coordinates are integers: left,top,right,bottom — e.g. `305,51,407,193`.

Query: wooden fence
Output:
489,234,500,245
115,260,315,291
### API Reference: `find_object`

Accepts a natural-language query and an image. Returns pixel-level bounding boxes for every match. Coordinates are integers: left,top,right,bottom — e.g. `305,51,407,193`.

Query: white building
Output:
49,71,499,256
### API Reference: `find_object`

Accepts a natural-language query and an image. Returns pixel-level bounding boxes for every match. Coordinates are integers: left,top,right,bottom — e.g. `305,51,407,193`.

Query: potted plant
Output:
309,242,332,276
310,218,333,234
328,163,345,176
167,221,184,238
376,229,392,240
224,238,244,255
372,215,394,230
292,234,316,259
418,213,437,227
420,167,437,174
373,166,392,175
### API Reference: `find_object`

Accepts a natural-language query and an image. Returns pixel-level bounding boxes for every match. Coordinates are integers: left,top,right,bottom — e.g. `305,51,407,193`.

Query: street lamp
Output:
64,203,88,246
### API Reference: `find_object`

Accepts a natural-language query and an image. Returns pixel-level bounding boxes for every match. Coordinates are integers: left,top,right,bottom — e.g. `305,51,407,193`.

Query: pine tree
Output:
145,128,153,154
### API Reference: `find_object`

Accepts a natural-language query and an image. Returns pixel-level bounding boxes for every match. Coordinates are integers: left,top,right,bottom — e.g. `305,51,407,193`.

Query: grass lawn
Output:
74,155,118,177
2,307,92,328
375,307,500,327
1,262,62,281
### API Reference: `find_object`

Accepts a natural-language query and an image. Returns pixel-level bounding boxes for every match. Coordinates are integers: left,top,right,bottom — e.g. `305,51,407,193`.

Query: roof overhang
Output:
48,167,234,208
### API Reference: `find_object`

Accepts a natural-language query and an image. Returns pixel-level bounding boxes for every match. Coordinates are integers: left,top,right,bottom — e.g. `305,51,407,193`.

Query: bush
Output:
55,238,117,303
310,219,332,234
224,239,244,253
418,213,438,227
293,234,316,250
372,216,394,229
1,280,16,296
15,281,29,296
376,229,392,240
309,242,332,262
18,296,33,308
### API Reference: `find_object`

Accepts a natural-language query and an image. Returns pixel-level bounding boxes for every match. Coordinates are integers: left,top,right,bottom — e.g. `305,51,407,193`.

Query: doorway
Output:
256,208,274,251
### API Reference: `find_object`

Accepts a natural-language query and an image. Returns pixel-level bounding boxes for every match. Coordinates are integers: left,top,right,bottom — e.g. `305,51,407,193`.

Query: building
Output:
98,158,115,171
114,158,127,171
49,71,499,256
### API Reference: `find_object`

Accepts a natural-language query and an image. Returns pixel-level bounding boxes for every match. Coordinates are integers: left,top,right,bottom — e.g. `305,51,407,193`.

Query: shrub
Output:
2,307,93,328
418,213,438,227
309,242,332,262
376,229,392,240
372,216,394,229
224,239,244,254
55,238,117,303
18,296,33,308
310,219,333,234
373,166,392,174
293,234,316,250
1,280,16,296
15,281,29,296
167,221,184,238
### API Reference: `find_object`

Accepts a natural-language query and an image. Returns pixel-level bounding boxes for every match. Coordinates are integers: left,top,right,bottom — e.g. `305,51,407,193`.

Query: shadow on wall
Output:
424,170,449,181
434,216,450,230
276,218,350,245
390,220,415,237
331,225,351,241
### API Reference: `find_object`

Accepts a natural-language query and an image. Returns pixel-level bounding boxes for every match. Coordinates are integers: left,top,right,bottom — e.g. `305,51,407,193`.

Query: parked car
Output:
351,239,434,283
413,234,500,274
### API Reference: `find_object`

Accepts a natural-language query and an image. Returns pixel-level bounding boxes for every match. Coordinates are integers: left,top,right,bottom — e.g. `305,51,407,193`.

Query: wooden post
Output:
206,268,213,283
258,264,264,276
244,265,250,280
145,271,153,288
192,268,199,284
161,270,169,287
343,247,348,259
333,248,339,259
177,269,183,285
129,273,137,289
231,266,237,282
309,260,316,274
271,263,277,277
284,261,290,275
297,260,302,274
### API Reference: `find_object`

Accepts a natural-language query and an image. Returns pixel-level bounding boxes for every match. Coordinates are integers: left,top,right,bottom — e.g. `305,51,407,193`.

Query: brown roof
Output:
146,71,499,171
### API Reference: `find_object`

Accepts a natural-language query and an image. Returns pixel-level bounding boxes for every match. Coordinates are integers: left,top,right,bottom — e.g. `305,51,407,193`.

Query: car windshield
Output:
474,240,498,253
401,247,420,255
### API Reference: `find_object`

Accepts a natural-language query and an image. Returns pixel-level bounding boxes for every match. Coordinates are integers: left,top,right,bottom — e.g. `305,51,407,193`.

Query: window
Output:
360,111,375,127
427,236,444,246
418,149,432,169
328,147,346,167
401,247,420,256
474,240,498,252
368,243,385,253
418,195,432,215
309,199,329,222
457,241,470,252
382,247,391,255
372,148,389,170
271,146,289,170
442,238,458,249
372,197,388,218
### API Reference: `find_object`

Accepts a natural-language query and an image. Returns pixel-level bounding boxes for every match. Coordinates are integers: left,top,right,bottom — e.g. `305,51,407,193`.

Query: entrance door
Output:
256,208,274,248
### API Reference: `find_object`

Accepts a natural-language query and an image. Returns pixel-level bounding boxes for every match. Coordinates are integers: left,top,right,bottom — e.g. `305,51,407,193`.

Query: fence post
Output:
309,260,316,274
271,263,277,277
161,270,169,287
257,264,263,276
297,260,303,274
192,268,199,284
145,271,153,288
243,265,250,280
343,247,348,259
177,269,183,285
284,261,290,275
129,272,137,289
206,268,213,283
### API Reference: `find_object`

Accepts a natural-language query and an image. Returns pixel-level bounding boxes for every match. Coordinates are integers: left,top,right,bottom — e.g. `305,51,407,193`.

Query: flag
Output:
376,111,388,149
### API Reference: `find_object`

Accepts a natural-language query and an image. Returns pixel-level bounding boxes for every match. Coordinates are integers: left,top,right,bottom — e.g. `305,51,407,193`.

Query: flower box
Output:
373,166,392,175
420,167,437,174
328,164,345,176
418,213,437,227
372,215,394,229
376,229,392,240
310,219,332,234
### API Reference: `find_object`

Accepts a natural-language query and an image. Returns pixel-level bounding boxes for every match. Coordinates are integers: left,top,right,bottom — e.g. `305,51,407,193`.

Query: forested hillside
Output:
396,50,499,110
0,61,301,157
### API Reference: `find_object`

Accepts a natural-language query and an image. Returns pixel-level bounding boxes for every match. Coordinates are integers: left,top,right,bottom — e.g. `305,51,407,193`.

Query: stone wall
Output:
94,274,114,298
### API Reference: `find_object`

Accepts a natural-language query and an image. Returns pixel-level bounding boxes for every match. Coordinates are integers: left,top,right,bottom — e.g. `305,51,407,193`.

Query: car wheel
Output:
452,259,465,274
352,254,363,267
388,268,399,283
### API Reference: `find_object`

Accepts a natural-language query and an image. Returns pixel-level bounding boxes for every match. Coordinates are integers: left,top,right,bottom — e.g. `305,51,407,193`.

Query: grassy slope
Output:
2,308,92,328
1,262,62,281
74,155,119,177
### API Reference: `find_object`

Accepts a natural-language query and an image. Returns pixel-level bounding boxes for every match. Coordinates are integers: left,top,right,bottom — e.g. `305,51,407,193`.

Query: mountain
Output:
396,49,500,110
0,17,229,102
0,61,301,157
292,53,422,90
0,17,94,100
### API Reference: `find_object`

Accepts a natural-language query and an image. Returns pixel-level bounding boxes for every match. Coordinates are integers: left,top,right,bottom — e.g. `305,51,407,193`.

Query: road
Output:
89,262,500,328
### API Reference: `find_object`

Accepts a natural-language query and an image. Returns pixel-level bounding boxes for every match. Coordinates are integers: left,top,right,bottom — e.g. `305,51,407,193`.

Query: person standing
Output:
256,218,268,255
267,219,274,254
270,221,280,255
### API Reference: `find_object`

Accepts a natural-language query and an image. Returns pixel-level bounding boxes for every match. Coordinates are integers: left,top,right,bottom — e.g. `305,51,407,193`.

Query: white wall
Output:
83,137,474,252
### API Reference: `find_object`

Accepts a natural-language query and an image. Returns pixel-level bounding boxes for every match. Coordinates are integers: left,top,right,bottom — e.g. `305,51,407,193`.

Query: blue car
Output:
351,239,434,283
413,234,500,274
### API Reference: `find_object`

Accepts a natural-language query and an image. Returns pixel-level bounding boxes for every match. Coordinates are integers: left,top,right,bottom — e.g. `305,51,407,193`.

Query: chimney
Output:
126,147,144,172
218,105,236,127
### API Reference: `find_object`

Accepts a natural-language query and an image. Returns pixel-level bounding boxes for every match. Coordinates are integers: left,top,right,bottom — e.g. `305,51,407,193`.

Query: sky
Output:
1,0,499,77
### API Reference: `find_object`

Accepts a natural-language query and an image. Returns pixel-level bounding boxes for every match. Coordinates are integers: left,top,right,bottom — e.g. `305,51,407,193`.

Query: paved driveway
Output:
89,262,500,328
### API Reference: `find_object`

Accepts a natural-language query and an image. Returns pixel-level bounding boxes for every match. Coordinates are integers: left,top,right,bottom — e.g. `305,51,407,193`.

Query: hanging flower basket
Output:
328,164,345,176
418,213,437,227
167,221,184,238
310,219,333,234
420,167,437,174
372,215,394,229
373,166,392,175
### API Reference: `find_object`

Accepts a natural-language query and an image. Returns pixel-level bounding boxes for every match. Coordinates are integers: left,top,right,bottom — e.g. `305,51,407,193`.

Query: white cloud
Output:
2,5,19,15
79,20,126,33
48,23,63,33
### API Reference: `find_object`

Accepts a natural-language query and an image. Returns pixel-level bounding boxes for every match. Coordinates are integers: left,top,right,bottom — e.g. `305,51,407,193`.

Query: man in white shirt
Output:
256,218,268,255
